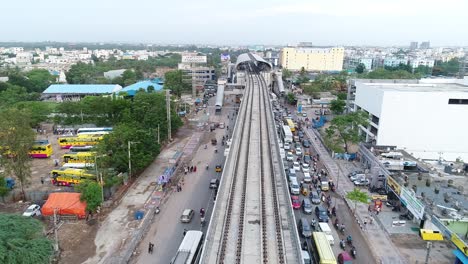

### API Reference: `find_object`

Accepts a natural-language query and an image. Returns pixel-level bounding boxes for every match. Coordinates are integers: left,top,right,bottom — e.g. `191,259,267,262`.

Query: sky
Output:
1,0,467,46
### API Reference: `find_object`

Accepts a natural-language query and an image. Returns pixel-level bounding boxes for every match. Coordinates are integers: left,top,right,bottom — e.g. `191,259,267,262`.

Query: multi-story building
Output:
420,41,431,49
383,58,408,67
351,78,468,161
279,47,345,72
409,58,435,69
409,42,418,50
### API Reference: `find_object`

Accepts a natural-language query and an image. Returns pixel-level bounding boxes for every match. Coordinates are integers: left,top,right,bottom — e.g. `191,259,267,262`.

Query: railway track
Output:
217,69,284,264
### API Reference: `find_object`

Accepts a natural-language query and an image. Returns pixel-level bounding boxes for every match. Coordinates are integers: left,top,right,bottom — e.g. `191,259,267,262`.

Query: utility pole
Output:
53,208,59,252
157,124,160,144
166,89,172,141
425,241,432,264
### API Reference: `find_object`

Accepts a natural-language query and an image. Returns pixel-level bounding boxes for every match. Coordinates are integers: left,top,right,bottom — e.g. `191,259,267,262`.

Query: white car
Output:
284,142,291,150
295,147,302,156
302,163,310,173
286,152,294,161
303,172,312,183
23,204,41,217
293,162,301,171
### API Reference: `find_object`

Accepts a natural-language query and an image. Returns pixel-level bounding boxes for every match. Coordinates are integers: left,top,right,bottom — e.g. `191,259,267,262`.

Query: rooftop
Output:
43,84,122,94
358,82,468,93
120,78,164,96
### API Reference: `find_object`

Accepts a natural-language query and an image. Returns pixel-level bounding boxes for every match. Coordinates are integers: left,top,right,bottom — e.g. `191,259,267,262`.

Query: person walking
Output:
194,166,197,172
40,177,44,185
148,242,152,254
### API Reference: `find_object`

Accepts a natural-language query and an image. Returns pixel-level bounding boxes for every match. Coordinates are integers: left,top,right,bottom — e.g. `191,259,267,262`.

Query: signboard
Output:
451,233,468,256
431,216,452,238
400,187,425,220
220,53,230,62
386,176,401,195
371,194,388,201
181,55,207,63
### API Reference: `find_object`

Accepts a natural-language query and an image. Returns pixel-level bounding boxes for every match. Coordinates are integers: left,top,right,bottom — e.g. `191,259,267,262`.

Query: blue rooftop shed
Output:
42,84,122,101
120,78,164,96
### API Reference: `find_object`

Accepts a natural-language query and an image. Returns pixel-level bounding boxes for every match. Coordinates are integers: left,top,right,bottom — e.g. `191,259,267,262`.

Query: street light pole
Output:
425,241,432,264
94,155,105,203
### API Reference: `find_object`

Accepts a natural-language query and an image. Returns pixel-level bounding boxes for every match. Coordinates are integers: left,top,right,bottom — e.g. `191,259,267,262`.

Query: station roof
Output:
357,82,468,93
121,78,164,96
43,84,122,94
235,53,272,71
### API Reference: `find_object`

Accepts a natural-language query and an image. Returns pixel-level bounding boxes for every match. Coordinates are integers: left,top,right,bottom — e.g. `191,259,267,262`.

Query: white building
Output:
409,58,435,69
383,58,408,67
353,78,468,162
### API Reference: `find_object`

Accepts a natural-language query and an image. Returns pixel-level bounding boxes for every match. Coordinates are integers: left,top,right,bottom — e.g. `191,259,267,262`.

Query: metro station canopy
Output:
235,53,272,71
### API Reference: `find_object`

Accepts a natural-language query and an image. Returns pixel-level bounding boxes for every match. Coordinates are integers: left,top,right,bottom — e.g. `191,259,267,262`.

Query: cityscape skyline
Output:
1,0,468,46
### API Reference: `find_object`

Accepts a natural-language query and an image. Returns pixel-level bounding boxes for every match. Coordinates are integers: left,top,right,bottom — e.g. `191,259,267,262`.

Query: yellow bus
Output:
63,152,95,164
58,135,103,149
29,140,53,158
312,232,337,264
286,118,296,132
51,168,96,186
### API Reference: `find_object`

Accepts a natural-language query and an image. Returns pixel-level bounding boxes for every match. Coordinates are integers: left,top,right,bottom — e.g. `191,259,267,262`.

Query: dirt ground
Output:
57,220,99,264
391,233,455,264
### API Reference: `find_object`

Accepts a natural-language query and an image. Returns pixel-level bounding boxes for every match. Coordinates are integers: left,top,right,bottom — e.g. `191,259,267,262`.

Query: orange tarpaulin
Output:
41,192,87,218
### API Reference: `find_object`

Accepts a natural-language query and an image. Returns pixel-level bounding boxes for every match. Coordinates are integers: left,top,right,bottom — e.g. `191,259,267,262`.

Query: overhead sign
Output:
400,187,425,220
451,233,468,256
181,55,207,63
386,176,401,195
371,194,388,201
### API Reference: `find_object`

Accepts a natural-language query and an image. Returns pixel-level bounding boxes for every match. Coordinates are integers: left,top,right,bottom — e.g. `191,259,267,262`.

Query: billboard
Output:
400,187,425,220
386,176,401,195
181,55,207,63
220,53,230,62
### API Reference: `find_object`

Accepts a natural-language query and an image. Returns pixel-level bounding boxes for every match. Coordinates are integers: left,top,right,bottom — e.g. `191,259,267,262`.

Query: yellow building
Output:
279,47,345,72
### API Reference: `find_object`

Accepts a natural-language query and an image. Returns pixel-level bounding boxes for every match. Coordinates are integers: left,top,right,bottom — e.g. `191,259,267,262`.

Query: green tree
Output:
346,188,370,213
0,109,35,199
286,92,296,105
0,85,39,108
66,62,97,84
355,63,365,74
325,111,368,153
297,67,310,84
121,69,137,87
330,99,346,115
0,213,53,263
25,69,56,92
147,85,155,93
282,68,292,79
76,181,103,212
164,70,191,97
0,176,10,202
337,92,347,100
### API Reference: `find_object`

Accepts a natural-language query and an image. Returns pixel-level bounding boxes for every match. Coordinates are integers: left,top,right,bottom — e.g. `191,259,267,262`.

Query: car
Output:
301,183,310,196
289,179,300,195
302,112,307,117
286,152,294,161
209,178,219,189
299,218,312,238
180,209,194,223
202,104,207,108
23,204,41,217
293,162,301,171
315,206,329,222
215,165,223,172
302,198,313,214
348,170,364,177
302,140,311,148
302,163,310,173
295,142,301,149
303,172,312,183
354,178,370,186
303,155,311,164
218,122,225,129
310,190,321,204
291,195,301,209
350,174,365,182
284,142,291,150
295,147,302,156
298,131,304,139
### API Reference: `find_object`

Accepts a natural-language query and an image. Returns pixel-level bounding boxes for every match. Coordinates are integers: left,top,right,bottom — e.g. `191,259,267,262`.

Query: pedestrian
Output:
183,229,187,236
148,242,152,254
150,243,154,254
179,184,182,192
369,217,374,225
40,176,44,184
184,167,188,175
194,166,197,172
376,206,381,215
54,159,59,167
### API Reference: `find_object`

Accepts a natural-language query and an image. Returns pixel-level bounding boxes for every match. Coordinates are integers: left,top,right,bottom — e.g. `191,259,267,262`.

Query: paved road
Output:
280,102,375,264
132,95,237,264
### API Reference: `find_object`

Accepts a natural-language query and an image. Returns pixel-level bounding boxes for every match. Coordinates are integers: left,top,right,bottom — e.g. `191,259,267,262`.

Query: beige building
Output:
279,47,345,71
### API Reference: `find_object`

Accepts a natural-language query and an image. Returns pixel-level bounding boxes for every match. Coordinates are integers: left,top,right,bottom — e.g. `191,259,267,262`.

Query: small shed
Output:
41,192,87,219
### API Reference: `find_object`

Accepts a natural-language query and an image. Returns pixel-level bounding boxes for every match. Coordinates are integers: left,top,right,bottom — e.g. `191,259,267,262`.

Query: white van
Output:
301,250,311,264
318,222,335,245
289,179,300,195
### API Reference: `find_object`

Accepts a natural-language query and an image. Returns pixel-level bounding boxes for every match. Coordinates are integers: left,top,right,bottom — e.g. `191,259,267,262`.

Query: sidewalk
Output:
305,128,406,264
83,136,191,264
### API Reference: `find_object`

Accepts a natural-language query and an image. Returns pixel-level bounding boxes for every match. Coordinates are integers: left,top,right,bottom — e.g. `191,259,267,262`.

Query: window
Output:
448,99,468,105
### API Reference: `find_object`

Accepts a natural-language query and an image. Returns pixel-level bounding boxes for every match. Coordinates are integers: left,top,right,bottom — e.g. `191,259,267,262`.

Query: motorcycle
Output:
347,235,353,246
340,240,346,250
350,246,356,258
340,224,345,234
154,207,160,215
201,217,206,227
206,164,209,170
332,207,336,217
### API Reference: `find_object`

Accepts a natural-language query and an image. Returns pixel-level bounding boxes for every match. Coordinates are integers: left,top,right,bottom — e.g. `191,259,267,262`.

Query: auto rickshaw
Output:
301,183,310,196
215,165,222,172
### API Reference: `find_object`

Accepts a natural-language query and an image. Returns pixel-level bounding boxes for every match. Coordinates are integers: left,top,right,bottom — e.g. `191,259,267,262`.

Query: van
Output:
299,218,312,238
315,206,329,222
302,198,313,214
289,179,300,195
318,222,335,245
302,250,311,264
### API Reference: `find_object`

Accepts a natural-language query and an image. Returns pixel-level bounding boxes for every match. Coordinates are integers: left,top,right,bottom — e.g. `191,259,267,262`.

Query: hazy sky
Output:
1,0,467,46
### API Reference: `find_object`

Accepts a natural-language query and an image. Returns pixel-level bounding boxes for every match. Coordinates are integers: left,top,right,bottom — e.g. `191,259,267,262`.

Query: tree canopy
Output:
0,213,53,264
355,63,365,74
330,99,346,115
76,181,103,212
325,111,368,153
164,70,191,97
346,188,370,212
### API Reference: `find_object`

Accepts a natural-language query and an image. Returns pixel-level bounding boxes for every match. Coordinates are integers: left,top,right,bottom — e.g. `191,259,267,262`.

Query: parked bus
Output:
285,118,296,132
26,140,53,158
281,125,293,143
170,230,204,264
69,146,94,152
77,127,113,135
51,168,96,186
63,152,95,164
311,232,337,264
58,135,103,149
